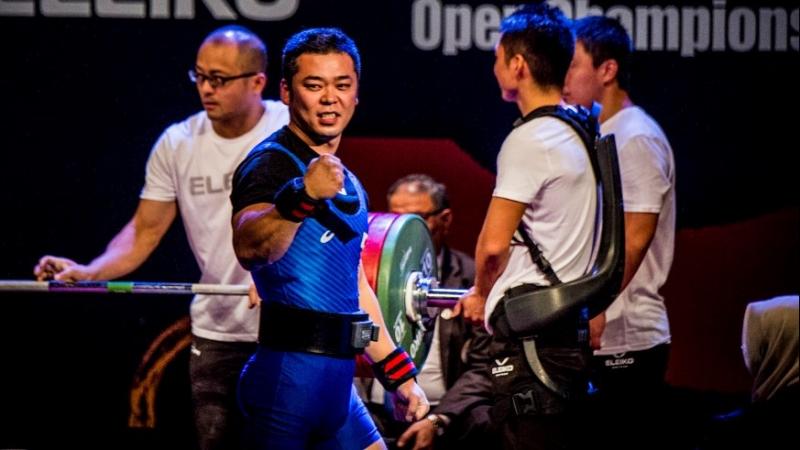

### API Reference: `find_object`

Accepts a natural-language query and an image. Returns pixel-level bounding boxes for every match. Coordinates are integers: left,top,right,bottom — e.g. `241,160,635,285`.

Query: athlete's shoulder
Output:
236,130,301,181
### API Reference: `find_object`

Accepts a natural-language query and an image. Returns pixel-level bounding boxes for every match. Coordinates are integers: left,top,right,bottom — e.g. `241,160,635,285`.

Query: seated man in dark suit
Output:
387,175,497,449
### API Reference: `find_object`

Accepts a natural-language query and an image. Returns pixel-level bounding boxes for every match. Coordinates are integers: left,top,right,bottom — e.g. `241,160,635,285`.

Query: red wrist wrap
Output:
371,347,418,391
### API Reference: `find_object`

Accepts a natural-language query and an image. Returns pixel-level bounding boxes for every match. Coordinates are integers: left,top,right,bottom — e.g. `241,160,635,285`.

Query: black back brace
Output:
503,105,626,337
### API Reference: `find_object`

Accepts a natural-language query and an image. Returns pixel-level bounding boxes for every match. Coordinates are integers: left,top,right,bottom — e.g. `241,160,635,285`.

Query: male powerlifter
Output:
230,27,429,450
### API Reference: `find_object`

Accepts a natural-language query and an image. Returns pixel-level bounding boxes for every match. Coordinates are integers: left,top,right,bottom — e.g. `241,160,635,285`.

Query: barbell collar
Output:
405,272,465,312
426,288,467,302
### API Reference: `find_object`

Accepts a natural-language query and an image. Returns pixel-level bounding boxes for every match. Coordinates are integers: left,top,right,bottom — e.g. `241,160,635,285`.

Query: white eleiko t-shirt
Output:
596,106,675,355
485,116,598,331
140,100,289,342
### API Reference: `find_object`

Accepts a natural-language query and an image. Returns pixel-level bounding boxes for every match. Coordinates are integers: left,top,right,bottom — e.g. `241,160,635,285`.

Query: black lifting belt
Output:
259,301,380,358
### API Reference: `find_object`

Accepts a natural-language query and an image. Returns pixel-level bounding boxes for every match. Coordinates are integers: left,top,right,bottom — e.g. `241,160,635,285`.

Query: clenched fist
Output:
304,154,344,200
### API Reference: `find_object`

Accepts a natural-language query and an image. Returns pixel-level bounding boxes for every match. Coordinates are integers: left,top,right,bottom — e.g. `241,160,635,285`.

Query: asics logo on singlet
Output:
320,230,336,243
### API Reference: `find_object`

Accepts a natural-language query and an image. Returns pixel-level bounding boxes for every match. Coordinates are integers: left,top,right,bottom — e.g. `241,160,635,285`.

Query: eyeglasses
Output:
417,207,446,220
188,69,258,89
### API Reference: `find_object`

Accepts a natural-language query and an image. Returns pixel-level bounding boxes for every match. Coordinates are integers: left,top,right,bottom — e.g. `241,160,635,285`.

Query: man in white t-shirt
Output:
455,5,598,449
33,26,288,450
563,15,675,449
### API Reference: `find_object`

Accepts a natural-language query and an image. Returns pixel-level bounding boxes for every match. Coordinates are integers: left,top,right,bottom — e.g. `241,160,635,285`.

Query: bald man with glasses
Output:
34,25,288,450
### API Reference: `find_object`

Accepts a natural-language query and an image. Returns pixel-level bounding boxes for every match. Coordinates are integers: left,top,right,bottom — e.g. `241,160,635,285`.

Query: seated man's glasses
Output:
188,69,258,89
417,207,446,220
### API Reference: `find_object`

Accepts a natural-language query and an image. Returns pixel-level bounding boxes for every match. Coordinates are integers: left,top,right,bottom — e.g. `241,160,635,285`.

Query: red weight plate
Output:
362,212,400,291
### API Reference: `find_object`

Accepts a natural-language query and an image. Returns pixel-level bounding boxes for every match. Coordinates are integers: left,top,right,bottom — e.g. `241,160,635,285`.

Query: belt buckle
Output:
351,320,380,350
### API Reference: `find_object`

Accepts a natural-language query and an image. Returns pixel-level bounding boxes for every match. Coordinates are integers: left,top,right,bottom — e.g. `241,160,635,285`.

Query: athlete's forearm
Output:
232,202,301,270
357,263,397,361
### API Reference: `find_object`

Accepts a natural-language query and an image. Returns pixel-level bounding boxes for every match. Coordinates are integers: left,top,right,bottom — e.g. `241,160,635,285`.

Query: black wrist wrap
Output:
274,177,321,222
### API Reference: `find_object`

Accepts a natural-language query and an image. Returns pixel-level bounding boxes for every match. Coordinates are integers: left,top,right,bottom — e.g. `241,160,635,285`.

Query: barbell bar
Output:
0,213,468,365
0,280,250,295
0,278,464,305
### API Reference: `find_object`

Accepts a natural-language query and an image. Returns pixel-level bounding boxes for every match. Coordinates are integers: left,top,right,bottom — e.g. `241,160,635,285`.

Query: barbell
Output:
0,212,468,366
